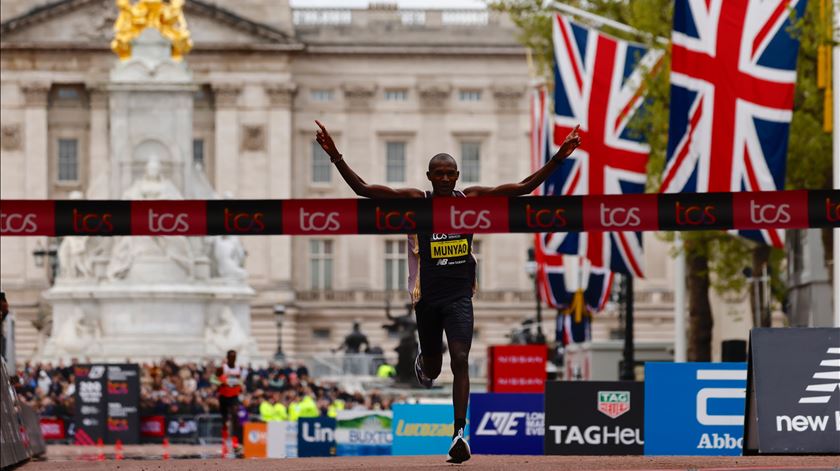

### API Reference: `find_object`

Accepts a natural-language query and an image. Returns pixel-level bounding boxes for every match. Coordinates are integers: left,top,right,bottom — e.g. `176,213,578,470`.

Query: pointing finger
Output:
315,120,327,132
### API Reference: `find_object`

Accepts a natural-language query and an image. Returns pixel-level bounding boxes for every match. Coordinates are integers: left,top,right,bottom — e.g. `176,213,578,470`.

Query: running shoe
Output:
414,353,434,388
447,427,471,463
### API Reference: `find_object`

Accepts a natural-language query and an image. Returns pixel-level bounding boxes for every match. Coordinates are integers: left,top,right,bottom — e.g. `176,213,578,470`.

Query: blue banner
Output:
335,410,392,456
644,362,747,456
392,404,462,456
469,393,543,455
298,417,336,457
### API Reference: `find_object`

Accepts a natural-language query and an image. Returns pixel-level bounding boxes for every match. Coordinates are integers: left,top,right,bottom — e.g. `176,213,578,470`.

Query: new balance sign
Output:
744,328,840,454
545,381,643,455
645,362,746,455
470,393,543,455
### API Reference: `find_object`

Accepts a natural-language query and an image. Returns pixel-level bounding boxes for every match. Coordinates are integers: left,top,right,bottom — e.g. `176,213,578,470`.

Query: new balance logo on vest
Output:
798,347,840,404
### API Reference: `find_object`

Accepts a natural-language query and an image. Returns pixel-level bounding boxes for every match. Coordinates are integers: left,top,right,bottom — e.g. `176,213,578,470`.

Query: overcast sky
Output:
289,0,488,8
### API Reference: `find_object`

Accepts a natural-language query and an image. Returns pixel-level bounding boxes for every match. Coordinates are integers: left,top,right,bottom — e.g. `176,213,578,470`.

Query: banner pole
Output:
834,17,840,327
673,233,687,361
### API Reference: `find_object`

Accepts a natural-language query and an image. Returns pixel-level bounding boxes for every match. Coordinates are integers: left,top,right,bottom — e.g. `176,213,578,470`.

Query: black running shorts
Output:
414,296,474,355
219,395,239,424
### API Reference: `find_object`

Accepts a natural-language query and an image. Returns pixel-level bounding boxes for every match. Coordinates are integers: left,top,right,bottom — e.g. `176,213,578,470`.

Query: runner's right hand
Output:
315,120,341,161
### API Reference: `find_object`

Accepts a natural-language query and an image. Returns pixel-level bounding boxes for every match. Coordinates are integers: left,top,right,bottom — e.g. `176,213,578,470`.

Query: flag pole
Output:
833,5,839,328
674,233,687,361
543,0,668,45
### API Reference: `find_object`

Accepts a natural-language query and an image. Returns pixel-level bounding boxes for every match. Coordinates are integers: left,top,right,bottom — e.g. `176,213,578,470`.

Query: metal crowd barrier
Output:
195,413,224,445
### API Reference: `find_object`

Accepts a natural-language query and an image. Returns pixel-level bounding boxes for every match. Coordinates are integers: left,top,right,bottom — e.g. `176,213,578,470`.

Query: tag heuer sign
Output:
598,391,630,419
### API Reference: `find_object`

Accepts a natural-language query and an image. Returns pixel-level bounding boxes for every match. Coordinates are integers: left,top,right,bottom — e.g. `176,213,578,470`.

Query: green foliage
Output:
489,0,829,305
786,0,834,190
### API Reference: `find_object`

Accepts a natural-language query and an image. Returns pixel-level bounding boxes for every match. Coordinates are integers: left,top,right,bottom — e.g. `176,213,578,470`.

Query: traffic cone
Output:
96,438,105,461
162,437,171,460
231,435,241,457
220,438,229,459
115,439,124,461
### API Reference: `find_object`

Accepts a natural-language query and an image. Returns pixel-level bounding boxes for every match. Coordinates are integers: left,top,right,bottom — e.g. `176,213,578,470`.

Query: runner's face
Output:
427,160,459,196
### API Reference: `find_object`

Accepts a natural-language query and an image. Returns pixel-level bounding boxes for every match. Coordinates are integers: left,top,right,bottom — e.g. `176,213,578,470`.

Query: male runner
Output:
216,349,244,452
315,120,581,463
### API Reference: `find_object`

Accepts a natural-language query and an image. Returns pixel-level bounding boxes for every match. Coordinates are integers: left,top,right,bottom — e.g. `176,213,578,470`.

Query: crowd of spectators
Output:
12,358,403,423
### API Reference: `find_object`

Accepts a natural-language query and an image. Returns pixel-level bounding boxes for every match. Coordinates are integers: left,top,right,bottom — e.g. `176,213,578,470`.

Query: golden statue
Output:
111,0,193,62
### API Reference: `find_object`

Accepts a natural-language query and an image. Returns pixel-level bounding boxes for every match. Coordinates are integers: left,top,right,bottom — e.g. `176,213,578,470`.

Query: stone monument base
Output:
39,282,257,363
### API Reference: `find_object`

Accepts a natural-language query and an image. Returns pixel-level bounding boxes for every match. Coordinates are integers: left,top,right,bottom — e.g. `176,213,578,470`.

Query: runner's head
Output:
226,349,236,366
427,153,459,196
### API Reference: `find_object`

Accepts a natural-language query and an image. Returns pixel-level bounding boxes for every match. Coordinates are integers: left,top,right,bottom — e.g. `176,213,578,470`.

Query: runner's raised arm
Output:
315,120,424,199
463,125,582,197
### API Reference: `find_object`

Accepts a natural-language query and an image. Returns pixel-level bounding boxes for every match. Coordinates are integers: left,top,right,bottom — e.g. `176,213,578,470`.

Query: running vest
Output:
407,191,476,304
219,363,243,397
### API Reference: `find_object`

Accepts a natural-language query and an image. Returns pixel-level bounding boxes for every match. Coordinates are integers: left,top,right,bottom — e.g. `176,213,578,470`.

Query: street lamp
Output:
743,266,771,327
32,238,59,284
525,248,546,344
273,304,286,361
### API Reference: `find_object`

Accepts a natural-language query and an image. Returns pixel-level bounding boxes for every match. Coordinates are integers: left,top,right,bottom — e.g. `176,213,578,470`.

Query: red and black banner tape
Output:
1,190,838,236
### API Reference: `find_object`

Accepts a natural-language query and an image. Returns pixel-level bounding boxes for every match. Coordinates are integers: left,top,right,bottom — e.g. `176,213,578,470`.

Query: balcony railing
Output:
292,8,506,28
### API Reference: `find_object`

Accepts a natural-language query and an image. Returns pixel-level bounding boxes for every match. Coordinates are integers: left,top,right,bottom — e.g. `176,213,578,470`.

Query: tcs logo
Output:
825,197,840,223
375,207,416,231
148,209,189,233
675,201,717,226
525,204,567,229
224,208,265,233
450,207,491,230
599,204,641,228
749,201,790,225
73,208,113,233
300,208,340,232
0,212,38,233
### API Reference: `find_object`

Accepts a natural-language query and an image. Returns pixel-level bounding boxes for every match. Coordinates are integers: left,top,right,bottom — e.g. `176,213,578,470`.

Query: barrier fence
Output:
40,414,228,445
1,190,837,236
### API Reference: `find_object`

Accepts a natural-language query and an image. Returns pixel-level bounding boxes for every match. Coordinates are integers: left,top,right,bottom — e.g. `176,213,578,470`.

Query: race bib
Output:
430,238,469,258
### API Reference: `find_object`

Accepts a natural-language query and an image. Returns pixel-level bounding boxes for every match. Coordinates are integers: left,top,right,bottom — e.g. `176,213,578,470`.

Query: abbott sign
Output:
644,362,747,456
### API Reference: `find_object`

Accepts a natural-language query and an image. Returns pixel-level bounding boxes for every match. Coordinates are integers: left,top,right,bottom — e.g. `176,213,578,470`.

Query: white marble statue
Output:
50,306,102,356
210,190,247,280
204,306,251,356
57,193,94,279
57,191,109,280
213,235,247,280
107,155,195,279
122,155,181,200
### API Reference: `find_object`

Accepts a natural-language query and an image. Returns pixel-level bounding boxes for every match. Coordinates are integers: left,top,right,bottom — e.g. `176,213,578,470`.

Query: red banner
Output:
39,418,65,440
488,345,547,393
140,416,165,438
433,196,509,234
0,200,55,236
0,190,837,236
131,200,207,236
282,199,358,235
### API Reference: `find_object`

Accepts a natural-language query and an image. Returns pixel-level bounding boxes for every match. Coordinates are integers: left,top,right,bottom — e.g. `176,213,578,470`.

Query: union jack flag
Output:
545,15,662,277
661,0,806,247
531,86,613,316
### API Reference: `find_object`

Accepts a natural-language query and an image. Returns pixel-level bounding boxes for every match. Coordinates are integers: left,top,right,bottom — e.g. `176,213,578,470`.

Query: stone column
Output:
21,82,50,283
341,82,377,290
266,83,297,292
86,85,110,198
418,81,451,160
212,84,241,194
491,83,526,290
491,83,525,182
